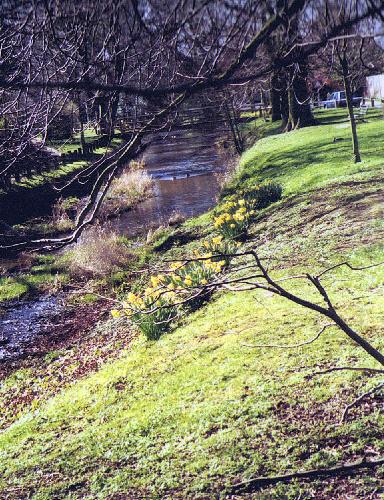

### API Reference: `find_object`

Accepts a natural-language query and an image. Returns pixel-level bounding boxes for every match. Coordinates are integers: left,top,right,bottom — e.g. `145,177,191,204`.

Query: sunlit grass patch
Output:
0,108,383,497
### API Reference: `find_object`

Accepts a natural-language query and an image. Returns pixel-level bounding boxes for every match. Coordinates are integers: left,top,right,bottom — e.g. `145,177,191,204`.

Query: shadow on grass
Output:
232,121,384,196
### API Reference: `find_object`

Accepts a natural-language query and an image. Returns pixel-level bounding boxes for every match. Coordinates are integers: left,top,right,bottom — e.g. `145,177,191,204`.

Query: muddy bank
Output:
0,295,136,432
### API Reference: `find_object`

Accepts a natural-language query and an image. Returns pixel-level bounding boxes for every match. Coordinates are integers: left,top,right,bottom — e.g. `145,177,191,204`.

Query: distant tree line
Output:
0,0,383,251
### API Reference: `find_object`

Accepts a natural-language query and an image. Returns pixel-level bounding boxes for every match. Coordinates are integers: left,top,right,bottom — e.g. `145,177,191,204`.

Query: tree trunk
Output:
285,59,315,131
285,82,298,131
78,98,87,154
280,87,289,129
341,58,361,163
223,94,244,155
270,73,281,122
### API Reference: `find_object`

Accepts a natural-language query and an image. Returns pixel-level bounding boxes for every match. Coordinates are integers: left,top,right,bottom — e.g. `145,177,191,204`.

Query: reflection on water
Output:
114,174,219,235
114,128,226,237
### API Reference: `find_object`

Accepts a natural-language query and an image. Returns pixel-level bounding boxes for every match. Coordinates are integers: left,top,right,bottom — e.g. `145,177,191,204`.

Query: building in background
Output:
365,74,384,101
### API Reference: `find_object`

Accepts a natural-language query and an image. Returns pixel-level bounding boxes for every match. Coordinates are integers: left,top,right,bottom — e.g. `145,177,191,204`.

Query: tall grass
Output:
101,164,153,218
65,225,132,278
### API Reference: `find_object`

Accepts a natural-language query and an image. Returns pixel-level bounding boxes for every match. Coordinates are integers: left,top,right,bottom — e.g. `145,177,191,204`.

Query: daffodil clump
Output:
111,255,226,339
213,198,255,239
111,277,178,340
167,257,225,309
202,235,240,267
241,181,282,210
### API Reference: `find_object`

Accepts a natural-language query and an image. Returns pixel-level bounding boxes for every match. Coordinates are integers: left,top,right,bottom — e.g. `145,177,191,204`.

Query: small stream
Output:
114,127,226,237
0,296,64,362
0,127,229,363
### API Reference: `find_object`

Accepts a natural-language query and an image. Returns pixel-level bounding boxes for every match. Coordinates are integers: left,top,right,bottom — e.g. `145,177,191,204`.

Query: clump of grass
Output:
101,163,153,218
65,226,133,278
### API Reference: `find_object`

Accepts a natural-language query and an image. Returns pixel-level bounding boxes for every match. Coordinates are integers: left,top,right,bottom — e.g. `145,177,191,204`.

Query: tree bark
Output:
223,94,244,155
285,62,315,131
280,86,289,129
341,58,361,163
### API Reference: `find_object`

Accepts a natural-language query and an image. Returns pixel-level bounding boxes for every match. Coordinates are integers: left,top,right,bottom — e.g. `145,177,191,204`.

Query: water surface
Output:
114,128,226,236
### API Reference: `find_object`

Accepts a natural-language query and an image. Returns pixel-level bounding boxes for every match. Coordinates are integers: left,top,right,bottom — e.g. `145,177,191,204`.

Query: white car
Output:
321,91,362,108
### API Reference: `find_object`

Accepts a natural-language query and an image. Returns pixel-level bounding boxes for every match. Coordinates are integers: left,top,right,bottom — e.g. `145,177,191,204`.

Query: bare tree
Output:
0,0,383,253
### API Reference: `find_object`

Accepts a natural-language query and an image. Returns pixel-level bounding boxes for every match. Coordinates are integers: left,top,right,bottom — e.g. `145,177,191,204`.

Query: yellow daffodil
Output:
212,236,222,245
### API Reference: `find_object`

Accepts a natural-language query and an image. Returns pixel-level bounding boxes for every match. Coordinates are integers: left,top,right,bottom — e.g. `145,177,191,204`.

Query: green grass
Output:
226,108,384,199
46,127,98,154
0,256,68,303
12,134,123,190
0,109,383,497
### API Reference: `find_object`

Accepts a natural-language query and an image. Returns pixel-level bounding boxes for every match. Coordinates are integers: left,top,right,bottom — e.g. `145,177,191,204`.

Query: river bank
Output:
0,133,126,226
1,109,383,497
0,126,230,362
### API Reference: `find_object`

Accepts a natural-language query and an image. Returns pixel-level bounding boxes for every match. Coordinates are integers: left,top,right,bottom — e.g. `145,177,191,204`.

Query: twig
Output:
229,456,384,493
316,260,384,279
340,382,384,424
306,366,384,379
241,324,334,349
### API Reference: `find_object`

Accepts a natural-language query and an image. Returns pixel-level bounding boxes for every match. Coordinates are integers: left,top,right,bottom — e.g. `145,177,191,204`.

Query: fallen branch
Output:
241,323,334,349
340,382,384,424
229,456,384,493
316,260,384,279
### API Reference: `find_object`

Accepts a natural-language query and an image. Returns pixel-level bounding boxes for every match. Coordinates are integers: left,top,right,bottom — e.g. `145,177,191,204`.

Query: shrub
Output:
65,226,132,278
242,181,282,209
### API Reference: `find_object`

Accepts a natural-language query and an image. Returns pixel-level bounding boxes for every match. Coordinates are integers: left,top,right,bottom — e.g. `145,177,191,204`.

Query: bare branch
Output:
340,382,384,424
241,323,334,349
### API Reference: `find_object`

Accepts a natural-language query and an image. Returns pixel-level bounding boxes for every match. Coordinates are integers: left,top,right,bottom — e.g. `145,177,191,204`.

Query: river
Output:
0,127,229,362
113,127,227,237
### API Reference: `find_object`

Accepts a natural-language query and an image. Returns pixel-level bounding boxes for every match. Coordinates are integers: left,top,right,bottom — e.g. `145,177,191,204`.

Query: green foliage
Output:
242,181,282,209
1,109,384,497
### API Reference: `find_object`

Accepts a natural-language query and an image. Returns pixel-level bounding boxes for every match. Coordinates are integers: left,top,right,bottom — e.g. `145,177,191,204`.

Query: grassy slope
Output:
16,133,123,190
1,109,384,498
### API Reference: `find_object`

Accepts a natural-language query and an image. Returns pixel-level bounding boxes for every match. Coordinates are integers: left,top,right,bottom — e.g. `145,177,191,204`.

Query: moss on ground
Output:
0,109,383,497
